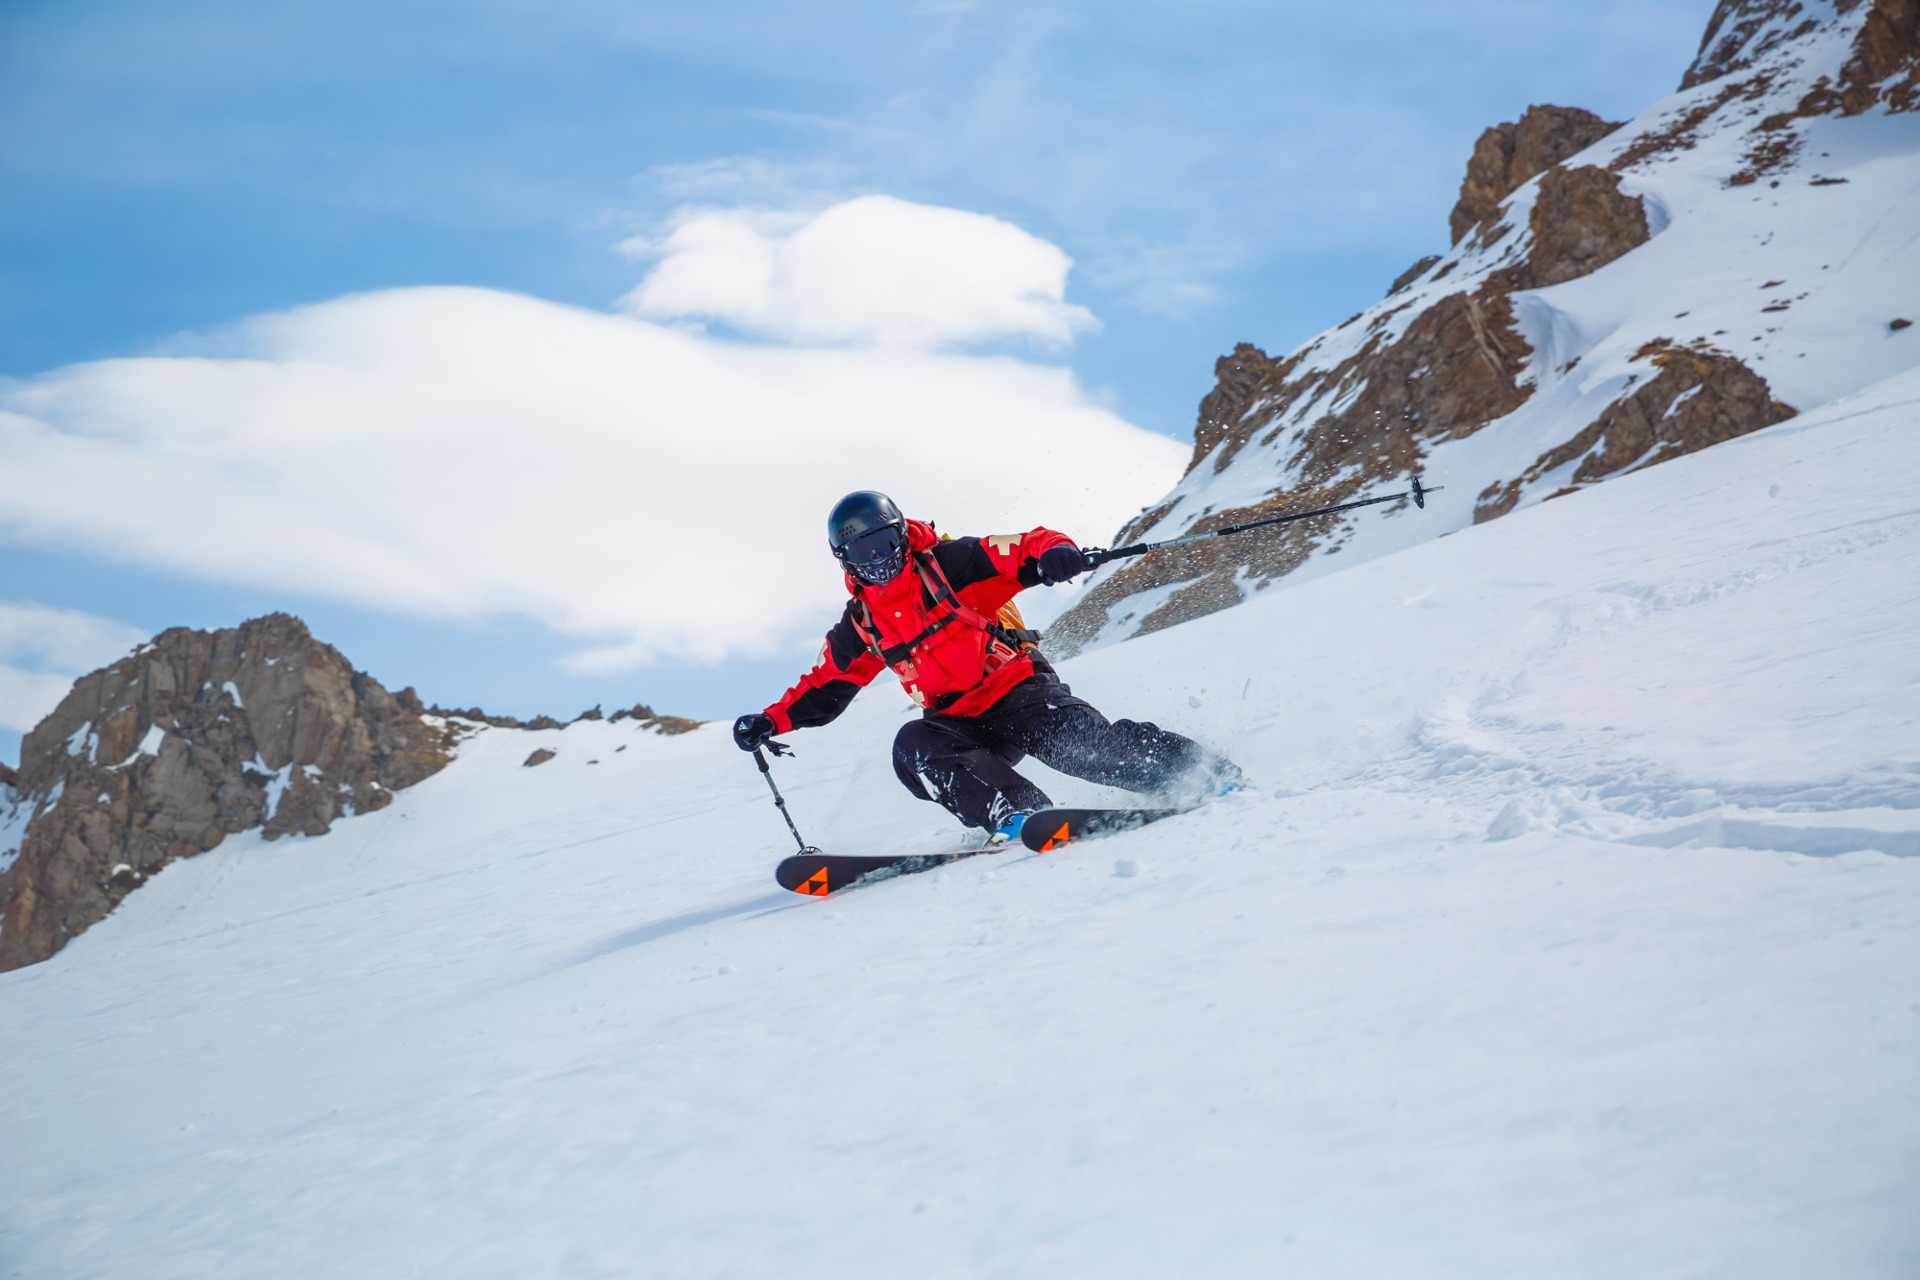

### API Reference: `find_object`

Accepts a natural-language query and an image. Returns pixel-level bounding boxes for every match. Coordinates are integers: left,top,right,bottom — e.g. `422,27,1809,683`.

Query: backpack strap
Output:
911,552,1041,650
847,550,1044,692
848,564,964,667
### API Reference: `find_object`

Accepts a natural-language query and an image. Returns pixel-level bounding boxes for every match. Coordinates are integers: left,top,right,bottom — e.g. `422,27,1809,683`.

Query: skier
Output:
733,491,1242,845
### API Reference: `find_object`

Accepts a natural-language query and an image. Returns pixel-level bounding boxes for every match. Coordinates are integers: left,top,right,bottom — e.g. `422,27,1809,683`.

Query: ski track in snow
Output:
1,379,1918,1277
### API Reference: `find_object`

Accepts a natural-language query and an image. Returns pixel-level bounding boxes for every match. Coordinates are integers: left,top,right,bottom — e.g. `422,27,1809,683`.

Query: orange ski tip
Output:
798,867,830,896
1038,821,1072,852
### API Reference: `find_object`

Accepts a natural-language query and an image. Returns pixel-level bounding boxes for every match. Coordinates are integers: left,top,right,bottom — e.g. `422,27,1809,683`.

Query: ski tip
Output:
1019,806,1193,852
774,857,834,895
1020,812,1079,853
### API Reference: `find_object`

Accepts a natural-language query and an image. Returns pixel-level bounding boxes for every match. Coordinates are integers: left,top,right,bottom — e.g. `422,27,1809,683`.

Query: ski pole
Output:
1085,475,1443,569
752,743,819,855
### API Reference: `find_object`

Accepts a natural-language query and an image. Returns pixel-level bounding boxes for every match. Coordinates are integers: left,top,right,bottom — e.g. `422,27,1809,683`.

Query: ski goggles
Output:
834,522,908,584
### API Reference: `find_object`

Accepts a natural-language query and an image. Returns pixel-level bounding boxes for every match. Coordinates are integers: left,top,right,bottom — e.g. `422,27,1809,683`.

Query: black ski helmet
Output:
828,490,908,585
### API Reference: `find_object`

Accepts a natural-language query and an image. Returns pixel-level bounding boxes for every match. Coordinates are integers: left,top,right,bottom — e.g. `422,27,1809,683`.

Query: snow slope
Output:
1,371,1917,1277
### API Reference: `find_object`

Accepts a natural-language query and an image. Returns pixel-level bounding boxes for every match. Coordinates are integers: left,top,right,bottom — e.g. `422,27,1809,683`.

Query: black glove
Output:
732,713,775,752
1036,543,1090,586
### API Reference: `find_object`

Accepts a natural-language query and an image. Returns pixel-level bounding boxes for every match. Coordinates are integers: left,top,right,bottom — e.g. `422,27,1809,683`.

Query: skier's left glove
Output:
1036,543,1091,586
733,713,775,752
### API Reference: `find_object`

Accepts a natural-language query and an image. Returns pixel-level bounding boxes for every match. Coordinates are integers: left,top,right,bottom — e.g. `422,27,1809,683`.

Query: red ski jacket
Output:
764,518,1076,731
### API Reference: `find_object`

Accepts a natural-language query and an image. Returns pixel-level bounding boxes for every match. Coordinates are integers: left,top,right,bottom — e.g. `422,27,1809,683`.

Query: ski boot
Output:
988,809,1039,846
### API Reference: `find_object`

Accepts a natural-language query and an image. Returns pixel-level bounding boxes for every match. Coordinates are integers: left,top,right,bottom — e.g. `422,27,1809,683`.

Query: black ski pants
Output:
892,675,1216,830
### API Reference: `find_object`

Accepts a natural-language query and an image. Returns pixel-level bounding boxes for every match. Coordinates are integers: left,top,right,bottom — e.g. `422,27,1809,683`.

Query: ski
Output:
776,845,1000,896
776,805,1197,893
1019,806,1191,852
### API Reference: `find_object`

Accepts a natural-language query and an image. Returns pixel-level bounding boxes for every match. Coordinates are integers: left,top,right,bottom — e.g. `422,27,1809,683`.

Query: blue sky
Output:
0,0,1711,760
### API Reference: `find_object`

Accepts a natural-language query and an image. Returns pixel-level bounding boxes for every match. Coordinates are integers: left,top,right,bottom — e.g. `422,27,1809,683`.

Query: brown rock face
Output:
1449,106,1623,244
433,701,701,737
1512,166,1653,288
1051,131,1646,656
1836,0,1920,112
1682,1,1824,89
1473,343,1797,522
0,614,456,970
1047,285,1538,654
1044,5,1856,656
1684,0,1918,109
1735,5,1918,187
1387,255,1444,297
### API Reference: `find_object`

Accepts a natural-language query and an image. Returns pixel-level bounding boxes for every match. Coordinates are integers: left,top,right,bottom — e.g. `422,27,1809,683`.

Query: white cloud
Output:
0,668,79,737
621,195,1097,349
0,284,1183,674
0,602,150,733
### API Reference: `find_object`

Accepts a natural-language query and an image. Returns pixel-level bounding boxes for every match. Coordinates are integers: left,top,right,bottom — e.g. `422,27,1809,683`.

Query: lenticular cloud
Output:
622,195,1097,349
0,285,1182,671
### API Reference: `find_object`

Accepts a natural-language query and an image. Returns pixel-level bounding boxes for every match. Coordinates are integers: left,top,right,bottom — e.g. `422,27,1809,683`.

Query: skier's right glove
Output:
1036,543,1091,586
733,713,776,752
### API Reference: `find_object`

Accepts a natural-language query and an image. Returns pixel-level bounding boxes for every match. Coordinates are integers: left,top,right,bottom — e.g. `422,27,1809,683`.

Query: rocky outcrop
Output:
1040,1,1889,656
432,702,701,737
1690,1,1920,184
1049,281,1541,652
611,705,703,737
1474,342,1797,521
1388,255,1443,297
1048,119,1646,657
1683,0,1917,107
0,614,456,971
1449,106,1623,244
1841,0,1920,113
1682,0,1827,89
1510,166,1652,288
1044,0,1891,656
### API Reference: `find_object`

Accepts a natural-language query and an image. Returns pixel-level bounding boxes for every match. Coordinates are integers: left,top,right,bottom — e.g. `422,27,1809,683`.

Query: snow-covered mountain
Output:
0,615,696,970
1049,0,1919,654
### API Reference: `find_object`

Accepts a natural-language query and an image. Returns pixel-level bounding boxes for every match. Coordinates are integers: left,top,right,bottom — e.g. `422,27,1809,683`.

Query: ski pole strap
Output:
1082,544,1151,568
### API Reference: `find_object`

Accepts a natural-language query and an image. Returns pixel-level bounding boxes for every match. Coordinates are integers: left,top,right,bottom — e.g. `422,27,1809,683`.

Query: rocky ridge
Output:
0,614,699,970
1449,106,1624,244
1046,0,1918,657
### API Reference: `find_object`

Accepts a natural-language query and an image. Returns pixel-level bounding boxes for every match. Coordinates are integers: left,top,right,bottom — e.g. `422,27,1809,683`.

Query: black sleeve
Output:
784,679,862,729
824,606,870,670
930,537,1002,591
782,606,876,730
